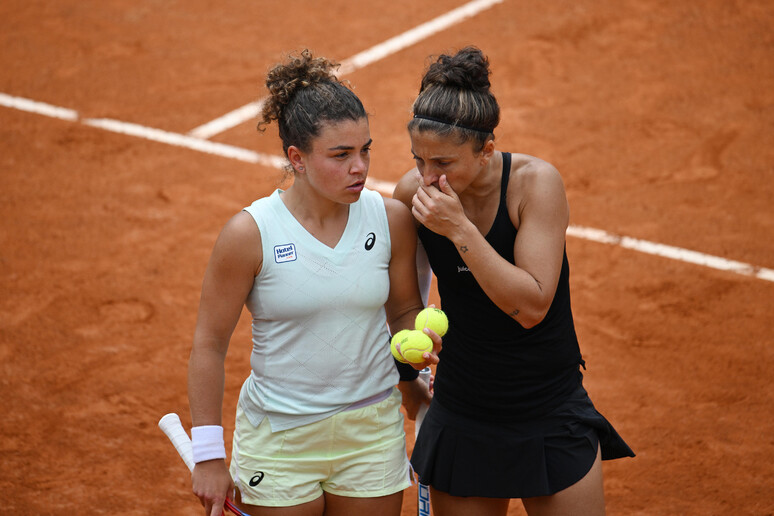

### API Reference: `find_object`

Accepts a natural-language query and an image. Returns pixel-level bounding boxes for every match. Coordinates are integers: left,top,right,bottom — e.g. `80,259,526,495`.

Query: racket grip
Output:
415,367,432,437
158,413,195,472
158,413,246,516
415,367,433,516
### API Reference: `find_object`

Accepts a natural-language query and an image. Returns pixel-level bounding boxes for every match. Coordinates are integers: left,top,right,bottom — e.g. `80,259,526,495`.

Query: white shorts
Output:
230,388,412,507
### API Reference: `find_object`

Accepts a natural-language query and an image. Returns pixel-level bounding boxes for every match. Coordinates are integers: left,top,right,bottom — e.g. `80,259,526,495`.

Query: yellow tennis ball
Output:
415,307,448,337
390,330,411,363
394,329,433,363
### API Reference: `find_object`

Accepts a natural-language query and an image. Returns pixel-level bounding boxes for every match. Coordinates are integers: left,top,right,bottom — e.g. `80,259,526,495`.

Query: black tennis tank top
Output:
418,152,584,422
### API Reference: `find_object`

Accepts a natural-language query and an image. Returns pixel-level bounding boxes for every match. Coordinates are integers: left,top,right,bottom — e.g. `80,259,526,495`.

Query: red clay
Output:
1,1,772,514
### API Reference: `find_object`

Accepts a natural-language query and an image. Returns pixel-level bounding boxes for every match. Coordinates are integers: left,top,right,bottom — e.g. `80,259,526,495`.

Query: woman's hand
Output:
410,326,443,370
397,373,434,420
191,459,234,516
411,173,469,241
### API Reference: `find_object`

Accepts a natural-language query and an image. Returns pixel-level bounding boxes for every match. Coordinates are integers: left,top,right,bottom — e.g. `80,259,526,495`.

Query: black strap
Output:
500,152,511,203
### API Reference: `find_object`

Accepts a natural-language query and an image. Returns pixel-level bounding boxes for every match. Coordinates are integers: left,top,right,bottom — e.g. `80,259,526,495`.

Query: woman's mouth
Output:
347,181,365,192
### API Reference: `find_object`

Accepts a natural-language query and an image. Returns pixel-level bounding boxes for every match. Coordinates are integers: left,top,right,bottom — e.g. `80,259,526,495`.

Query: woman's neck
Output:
462,150,502,202
280,181,350,247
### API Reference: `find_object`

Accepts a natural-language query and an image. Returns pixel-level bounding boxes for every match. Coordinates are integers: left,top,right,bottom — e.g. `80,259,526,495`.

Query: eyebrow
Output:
412,151,454,160
328,138,373,151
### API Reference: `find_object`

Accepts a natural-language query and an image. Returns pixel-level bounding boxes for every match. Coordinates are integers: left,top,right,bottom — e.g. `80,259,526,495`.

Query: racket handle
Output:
158,413,195,472
415,367,432,437
158,413,247,516
415,368,433,516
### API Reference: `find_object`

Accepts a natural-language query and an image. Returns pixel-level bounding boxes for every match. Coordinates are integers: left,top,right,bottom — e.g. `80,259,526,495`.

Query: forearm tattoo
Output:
459,245,469,253
509,309,520,317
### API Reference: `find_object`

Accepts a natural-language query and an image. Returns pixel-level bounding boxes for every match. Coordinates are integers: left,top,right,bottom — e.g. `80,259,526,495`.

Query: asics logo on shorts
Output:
249,471,265,487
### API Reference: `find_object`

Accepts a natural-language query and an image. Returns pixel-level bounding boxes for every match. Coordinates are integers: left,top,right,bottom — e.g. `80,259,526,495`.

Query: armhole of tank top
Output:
242,204,268,280
500,152,511,201
377,192,392,252
495,152,512,222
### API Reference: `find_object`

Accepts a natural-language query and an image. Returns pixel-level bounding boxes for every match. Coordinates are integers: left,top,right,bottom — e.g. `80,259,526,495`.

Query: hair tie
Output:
413,114,492,134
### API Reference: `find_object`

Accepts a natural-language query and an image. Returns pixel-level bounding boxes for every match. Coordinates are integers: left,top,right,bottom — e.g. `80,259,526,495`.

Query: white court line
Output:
187,98,264,141
336,0,505,75
2,91,773,284
0,93,79,121
187,0,505,140
83,117,286,168
0,92,283,168
566,226,774,282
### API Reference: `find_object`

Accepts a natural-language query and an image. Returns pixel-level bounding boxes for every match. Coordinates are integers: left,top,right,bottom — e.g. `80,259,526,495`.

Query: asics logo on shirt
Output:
364,232,376,251
457,265,470,273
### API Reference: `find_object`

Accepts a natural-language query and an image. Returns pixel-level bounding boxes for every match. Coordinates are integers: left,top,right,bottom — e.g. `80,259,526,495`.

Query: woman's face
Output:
409,129,486,193
300,117,372,204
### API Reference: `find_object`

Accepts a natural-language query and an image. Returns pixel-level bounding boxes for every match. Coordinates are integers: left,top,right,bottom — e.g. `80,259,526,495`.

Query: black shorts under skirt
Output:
410,385,634,498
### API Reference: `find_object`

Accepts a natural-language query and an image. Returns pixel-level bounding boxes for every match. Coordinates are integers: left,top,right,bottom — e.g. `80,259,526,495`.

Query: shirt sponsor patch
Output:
274,243,297,263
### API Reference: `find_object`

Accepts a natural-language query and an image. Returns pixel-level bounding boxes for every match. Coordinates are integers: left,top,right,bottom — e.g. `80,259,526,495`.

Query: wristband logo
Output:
249,471,265,487
364,232,376,251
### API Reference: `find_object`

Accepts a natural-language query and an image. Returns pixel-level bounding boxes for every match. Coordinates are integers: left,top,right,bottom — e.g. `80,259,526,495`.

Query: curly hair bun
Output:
265,50,338,106
260,49,339,128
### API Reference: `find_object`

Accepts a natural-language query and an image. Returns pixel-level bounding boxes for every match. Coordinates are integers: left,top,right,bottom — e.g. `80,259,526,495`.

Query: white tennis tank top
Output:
238,188,398,431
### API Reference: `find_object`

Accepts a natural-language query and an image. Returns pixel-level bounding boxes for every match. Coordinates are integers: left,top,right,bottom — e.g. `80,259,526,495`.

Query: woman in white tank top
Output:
185,50,440,516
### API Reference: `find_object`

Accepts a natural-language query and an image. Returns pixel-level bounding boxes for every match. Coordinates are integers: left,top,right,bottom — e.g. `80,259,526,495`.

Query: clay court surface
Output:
1,1,773,514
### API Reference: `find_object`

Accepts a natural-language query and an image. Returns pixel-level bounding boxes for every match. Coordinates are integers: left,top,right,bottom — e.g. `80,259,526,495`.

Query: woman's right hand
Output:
192,459,234,516
398,374,434,420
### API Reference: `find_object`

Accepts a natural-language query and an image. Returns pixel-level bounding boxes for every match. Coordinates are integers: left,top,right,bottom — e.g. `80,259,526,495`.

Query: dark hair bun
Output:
421,46,491,93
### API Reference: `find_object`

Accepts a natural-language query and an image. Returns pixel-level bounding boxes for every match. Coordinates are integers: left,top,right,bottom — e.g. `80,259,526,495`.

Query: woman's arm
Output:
394,170,433,306
412,159,568,329
188,211,261,426
187,211,261,516
382,196,425,340
383,196,437,417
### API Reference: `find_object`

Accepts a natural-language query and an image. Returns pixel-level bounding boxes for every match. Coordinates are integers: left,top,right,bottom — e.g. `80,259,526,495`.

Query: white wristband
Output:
191,425,226,464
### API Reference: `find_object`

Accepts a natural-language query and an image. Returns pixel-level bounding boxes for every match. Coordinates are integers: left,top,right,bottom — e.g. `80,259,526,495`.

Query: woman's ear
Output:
480,138,496,164
287,146,306,174
483,138,494,158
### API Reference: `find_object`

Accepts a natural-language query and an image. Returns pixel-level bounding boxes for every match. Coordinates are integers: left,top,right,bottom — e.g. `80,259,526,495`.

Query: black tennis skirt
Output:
410,385,634,498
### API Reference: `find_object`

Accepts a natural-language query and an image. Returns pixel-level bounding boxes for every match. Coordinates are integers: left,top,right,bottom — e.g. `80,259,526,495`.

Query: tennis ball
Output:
392,329,433,363
415,307,448,337
390,329,411,363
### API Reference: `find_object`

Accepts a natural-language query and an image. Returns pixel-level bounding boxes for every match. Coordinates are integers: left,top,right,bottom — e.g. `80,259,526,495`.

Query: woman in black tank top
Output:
394,46,633,516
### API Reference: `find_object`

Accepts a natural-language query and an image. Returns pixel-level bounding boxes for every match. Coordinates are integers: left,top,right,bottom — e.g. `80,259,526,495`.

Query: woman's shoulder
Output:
507,153,564,193
381,195,413,220
380,194,416,243
220,209,261,243
509,153,560,178
244,189,281,215
505,152,568,225
393,168,420,208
